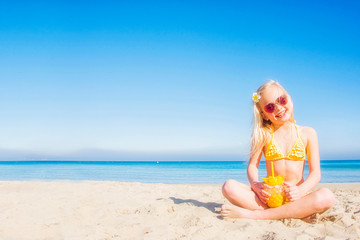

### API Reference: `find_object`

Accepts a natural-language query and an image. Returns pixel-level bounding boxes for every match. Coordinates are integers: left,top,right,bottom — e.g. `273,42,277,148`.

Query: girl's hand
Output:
284,185,306,202
251,181,271,204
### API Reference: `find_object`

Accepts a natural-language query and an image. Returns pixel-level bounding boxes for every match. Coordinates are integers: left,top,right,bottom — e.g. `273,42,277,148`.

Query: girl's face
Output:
259,85,293,123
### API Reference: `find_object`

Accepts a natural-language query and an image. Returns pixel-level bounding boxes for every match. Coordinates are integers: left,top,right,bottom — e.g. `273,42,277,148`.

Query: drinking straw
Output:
271,161,275,177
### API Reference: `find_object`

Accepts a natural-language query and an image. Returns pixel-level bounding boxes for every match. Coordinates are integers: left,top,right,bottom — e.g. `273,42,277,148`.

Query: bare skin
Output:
221,85,335,220
221,181,334,220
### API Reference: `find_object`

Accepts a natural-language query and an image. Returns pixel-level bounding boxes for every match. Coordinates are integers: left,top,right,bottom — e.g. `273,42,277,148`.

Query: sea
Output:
0,160,359,184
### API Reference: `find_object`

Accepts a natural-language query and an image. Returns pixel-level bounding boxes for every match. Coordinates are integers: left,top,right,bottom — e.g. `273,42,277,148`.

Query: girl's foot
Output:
220,204,253,219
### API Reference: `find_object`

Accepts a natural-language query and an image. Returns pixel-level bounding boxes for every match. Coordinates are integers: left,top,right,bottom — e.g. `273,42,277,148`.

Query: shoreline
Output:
0,181,359,239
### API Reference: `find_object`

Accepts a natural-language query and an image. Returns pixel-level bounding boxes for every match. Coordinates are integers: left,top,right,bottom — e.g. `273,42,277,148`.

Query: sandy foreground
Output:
0,181,359,240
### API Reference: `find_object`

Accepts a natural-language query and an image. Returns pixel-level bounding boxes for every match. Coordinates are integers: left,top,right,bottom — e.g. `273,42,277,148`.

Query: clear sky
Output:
0,1,359,160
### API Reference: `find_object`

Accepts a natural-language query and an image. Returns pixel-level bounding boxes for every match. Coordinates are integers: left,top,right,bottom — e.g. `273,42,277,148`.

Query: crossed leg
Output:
221,179,335,220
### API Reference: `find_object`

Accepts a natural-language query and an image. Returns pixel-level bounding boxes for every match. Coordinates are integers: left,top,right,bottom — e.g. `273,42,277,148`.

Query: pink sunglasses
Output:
263,95,288,113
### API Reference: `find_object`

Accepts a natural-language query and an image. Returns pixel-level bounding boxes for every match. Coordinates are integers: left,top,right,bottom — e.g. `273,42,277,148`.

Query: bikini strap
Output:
270,124,275,140
294,122,300,138
270,124,275,133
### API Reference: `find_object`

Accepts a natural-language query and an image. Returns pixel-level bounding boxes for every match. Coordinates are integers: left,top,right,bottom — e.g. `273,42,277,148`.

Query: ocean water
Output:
0,160,358,184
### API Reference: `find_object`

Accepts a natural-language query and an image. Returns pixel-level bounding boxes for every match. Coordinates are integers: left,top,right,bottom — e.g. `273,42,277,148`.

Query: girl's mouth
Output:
275,110,287,119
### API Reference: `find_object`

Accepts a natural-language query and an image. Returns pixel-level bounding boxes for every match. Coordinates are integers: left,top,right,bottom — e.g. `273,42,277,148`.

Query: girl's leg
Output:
222,179,268,210
221,187,335,219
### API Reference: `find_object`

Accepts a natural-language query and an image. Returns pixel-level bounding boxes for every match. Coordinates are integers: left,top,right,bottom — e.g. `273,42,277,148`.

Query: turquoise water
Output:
0,160,359,184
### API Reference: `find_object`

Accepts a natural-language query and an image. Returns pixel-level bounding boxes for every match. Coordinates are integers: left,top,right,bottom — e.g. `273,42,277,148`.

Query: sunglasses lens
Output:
264,103,275,113
279,95,287,105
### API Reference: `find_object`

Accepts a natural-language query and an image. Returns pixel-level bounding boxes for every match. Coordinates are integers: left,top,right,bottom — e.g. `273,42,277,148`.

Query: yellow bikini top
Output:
265,123,306,161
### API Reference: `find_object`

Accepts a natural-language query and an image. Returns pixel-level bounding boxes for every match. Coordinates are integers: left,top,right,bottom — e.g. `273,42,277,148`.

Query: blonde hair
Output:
250,80,294,157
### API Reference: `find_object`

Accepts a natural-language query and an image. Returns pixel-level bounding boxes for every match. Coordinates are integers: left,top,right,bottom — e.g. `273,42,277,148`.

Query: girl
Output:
221,80,334,220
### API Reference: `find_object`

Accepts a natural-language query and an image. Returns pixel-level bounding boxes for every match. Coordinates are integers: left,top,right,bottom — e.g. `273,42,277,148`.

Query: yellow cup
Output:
262,175,285,208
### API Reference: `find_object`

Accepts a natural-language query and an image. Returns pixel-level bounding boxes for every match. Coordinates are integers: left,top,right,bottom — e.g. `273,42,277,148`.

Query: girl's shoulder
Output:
297,125,317,135
297,125,318,143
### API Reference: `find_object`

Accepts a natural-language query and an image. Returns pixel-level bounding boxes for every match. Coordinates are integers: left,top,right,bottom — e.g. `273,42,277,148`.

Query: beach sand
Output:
0,181,359,240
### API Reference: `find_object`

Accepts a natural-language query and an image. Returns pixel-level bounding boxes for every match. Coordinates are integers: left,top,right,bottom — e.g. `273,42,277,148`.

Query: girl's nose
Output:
274,104,285,113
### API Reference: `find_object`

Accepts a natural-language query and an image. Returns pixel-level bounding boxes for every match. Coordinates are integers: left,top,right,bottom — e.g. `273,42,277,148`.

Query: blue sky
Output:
0,1,359,160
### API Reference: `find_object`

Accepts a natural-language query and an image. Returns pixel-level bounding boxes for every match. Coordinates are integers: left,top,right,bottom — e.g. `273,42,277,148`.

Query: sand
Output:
0,181,359,240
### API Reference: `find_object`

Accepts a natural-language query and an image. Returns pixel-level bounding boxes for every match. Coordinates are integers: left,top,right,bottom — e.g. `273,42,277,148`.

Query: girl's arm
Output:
300,127,321,191
285,127,321,201
248,146,270,203
247,149,262,186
